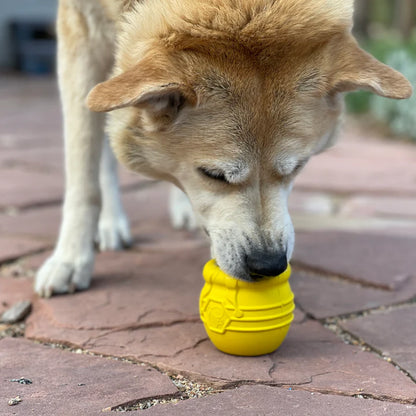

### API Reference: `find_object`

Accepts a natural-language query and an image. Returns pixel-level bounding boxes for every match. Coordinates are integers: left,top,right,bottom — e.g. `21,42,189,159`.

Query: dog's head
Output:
88,0,411,280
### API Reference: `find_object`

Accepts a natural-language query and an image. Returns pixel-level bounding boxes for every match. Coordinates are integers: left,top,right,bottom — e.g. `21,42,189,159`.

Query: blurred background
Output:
0,1,57,73
349,0,416,142
0,0,415,140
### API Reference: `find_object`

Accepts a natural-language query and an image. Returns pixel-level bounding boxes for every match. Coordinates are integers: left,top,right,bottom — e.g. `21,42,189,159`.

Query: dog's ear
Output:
87,63,197,130
329,40,412,99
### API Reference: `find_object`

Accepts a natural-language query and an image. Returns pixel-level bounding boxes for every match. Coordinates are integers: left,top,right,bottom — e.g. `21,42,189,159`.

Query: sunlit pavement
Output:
1,75,415,415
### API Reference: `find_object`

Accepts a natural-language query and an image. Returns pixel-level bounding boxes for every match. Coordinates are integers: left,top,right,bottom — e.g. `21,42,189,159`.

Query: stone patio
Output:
1,75,416,414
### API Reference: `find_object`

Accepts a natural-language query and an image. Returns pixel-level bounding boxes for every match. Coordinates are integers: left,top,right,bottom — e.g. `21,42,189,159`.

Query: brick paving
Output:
1,338,179,415
0,75,415,414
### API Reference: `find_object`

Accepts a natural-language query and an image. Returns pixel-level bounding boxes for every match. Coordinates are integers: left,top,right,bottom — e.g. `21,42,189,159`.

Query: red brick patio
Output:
1,75,416,414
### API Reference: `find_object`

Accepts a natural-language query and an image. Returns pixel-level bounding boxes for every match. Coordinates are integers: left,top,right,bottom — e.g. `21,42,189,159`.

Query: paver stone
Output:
294,231,416,290
342,304,416,380
144,385,416,416
0,337,179,415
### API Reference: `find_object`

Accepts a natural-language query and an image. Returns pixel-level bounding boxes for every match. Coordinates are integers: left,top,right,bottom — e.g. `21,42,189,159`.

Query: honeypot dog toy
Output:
200,260,295,356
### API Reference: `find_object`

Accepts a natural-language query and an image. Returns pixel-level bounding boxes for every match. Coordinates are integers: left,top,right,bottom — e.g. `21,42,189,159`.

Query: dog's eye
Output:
292,159,308,175
292,162,304,174
197,167,228,183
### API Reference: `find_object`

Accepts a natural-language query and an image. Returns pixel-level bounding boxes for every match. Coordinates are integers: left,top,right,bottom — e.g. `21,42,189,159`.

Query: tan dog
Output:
35,0,412,296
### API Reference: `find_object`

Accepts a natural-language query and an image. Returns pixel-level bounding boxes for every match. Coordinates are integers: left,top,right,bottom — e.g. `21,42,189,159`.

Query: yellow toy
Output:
199,259,294,356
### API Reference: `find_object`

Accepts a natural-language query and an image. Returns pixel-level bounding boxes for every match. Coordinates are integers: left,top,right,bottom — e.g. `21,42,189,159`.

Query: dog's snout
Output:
246,251,288,279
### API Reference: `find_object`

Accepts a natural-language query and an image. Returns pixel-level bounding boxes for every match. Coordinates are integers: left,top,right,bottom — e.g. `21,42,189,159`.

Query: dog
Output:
35,0,412,297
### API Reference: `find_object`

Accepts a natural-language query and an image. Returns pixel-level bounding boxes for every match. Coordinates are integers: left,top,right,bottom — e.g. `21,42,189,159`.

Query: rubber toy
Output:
199,259,294,356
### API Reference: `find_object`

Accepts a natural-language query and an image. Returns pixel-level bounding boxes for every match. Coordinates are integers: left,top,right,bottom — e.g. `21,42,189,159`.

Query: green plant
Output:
370,49,416,141
346,33,416,137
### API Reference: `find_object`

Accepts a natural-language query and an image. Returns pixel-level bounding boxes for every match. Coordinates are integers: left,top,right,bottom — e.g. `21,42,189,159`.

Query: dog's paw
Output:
169,186,198,230
96,209,132,251
34,253,94,298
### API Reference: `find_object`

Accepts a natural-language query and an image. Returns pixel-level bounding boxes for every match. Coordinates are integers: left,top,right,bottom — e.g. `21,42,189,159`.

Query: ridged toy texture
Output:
200,259,295,356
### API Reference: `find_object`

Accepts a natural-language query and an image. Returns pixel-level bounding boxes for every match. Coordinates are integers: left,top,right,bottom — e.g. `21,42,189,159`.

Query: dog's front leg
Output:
35,2,114,297
96,136,132,251
169,186,198,231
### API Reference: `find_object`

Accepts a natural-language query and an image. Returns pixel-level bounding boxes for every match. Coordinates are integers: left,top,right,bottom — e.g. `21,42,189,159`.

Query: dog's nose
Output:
246,251,288,278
